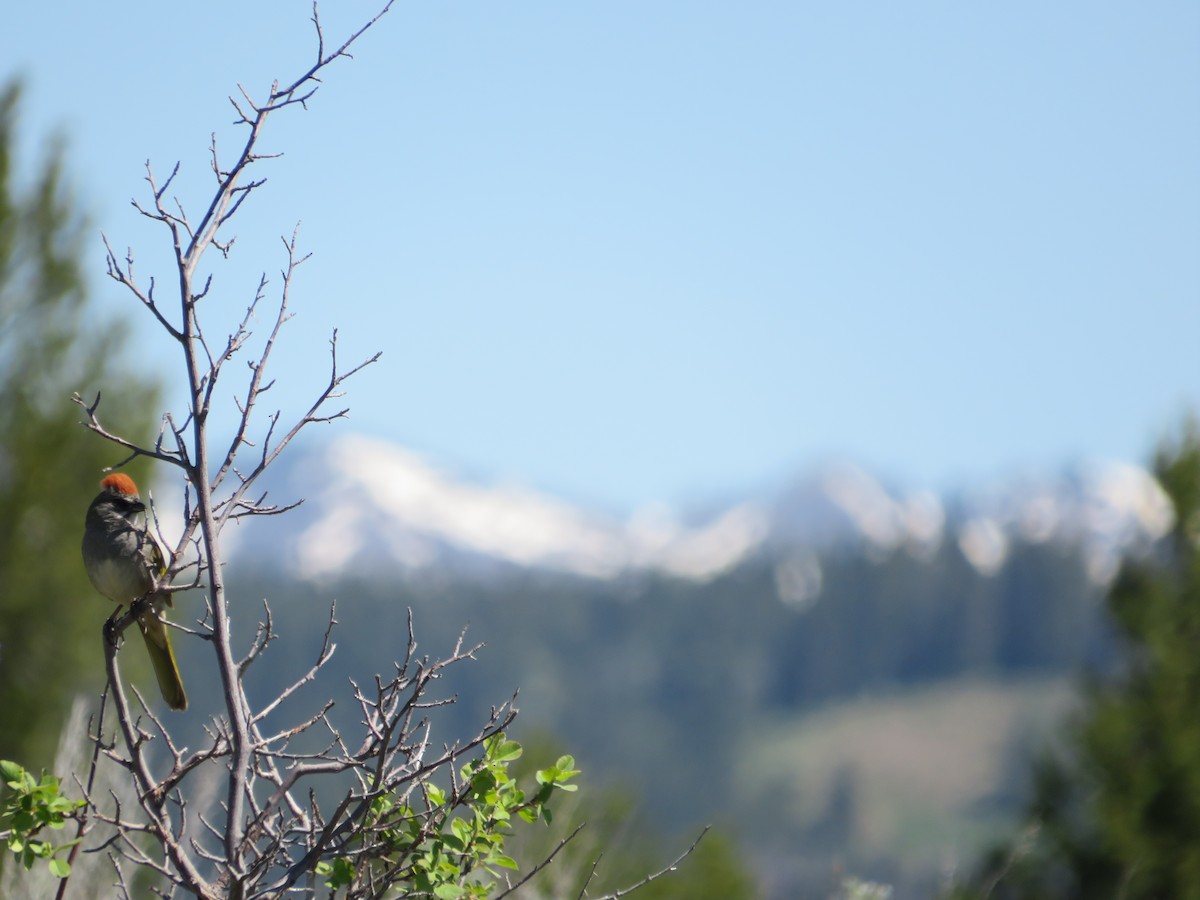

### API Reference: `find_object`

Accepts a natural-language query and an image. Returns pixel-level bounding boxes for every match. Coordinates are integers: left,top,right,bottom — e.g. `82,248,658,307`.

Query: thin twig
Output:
592,827,711,900
494,824,587,899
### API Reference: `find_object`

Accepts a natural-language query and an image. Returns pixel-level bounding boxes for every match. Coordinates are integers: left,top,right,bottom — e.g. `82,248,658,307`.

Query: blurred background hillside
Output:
208,437,1171,896
2,2,1198,897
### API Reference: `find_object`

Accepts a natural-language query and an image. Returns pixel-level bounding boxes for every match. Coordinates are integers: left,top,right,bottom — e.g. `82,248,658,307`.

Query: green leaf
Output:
0,761,35,793
491,740,523,763
470,770,498,795
314,856,356,889
47,857,70,878
0,760,25,783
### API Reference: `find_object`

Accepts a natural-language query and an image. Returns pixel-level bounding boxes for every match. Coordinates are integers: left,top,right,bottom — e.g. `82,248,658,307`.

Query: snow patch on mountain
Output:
954,462,1174,582
768,462,947,559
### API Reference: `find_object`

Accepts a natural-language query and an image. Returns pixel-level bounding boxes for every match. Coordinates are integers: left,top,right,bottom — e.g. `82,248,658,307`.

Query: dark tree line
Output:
954,424,1200,899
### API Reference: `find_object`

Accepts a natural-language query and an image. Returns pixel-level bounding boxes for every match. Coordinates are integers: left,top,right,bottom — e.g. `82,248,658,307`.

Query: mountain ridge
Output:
220,433,1174,586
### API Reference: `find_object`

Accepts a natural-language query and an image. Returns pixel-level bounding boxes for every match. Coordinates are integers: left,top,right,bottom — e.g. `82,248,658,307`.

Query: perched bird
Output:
81,473,187,711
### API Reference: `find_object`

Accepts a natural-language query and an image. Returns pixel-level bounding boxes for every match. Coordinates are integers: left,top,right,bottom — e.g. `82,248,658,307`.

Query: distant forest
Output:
225,535,1109,832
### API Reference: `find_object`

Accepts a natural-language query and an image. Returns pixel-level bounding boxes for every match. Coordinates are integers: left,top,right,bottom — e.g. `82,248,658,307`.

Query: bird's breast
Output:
85,554,152,605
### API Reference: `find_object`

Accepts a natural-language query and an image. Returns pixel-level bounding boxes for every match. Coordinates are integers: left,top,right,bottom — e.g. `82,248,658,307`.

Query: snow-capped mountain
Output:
222,433,1174,587
224,435,767,582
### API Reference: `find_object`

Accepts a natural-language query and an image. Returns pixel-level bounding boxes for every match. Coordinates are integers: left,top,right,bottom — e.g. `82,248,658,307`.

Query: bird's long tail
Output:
138,597,187,711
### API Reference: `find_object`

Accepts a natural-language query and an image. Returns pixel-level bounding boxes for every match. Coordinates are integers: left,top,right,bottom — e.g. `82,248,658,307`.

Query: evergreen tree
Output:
955,422,1200,898
0,80,159,767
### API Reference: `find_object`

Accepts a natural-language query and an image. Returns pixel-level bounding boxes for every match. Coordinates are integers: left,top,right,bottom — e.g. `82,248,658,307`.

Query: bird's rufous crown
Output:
100,473,141,497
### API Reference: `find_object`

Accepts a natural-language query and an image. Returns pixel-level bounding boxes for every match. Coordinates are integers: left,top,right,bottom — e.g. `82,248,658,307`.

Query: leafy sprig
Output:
0,760,86,878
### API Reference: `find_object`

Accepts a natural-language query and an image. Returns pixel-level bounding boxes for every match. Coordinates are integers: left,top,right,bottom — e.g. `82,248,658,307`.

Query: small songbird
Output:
81,473,187,711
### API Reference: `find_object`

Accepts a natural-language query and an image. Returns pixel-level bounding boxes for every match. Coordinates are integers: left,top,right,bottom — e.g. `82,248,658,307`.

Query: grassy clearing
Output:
736,676,1078,865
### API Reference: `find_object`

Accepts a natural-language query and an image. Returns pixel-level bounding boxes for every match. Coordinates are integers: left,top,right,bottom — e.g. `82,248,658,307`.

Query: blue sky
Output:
7,2,1199,512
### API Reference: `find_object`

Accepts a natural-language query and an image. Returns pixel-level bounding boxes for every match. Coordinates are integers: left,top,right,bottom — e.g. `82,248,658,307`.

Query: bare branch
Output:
101,235,183,339
592,827,711,900
78,4,649,898
248,601,338,720
494,824,587,899
101,612,216,897
72,392,190,471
